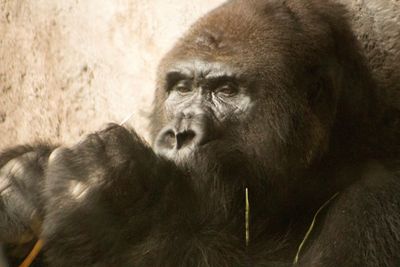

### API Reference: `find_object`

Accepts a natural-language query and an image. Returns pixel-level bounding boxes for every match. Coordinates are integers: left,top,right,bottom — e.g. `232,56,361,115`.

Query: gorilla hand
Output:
40,123,186,266
0,144,54,265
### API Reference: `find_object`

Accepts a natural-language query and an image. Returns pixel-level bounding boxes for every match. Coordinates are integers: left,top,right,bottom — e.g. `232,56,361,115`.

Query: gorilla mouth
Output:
163,142,208,164
159,137,247,176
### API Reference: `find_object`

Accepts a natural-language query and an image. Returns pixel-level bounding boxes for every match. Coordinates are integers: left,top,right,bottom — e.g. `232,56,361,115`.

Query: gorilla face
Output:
154,60,254,161
151,0,344,185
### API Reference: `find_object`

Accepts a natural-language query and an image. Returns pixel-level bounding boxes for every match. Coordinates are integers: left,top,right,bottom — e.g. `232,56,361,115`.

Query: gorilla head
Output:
150,0,369,193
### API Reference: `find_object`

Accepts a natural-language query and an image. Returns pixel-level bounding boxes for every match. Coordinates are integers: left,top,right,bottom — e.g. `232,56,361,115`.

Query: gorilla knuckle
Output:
98,123,129,139
98,122,121,132
0,151,46,244
95,124,134,151
48,147,71,165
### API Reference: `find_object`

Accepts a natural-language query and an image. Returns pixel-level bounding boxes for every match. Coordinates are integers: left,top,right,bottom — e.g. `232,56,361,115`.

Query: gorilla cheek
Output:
214,94,254,121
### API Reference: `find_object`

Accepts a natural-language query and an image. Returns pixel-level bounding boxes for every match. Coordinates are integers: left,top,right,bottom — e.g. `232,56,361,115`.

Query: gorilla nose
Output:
154,113,215,158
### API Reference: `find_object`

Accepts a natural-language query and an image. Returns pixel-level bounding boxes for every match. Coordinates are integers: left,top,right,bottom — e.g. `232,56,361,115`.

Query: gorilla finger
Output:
98,122,122,132
47,147,91,184
70,124,133,161
71,132,106,160
97,123,135,150
48,147,72,165
0,153,45,243
96,124,152,165
46,147,103,206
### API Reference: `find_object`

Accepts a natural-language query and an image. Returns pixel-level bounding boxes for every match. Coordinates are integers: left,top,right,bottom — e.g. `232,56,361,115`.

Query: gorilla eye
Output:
173,80,192,95
216,84,238,97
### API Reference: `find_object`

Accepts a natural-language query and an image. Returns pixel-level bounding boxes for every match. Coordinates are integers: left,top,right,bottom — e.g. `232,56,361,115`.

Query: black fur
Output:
1,0,400,266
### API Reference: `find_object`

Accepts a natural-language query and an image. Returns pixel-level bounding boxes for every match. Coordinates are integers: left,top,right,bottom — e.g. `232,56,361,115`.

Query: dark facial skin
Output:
154,60,254,162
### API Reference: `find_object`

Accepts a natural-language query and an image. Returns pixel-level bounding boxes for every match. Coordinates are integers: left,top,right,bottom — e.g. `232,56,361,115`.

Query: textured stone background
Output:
0,0,225,148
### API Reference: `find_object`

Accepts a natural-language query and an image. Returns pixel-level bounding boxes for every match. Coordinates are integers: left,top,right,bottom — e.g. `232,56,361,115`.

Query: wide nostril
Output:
163,130,176,148
175,130,196,150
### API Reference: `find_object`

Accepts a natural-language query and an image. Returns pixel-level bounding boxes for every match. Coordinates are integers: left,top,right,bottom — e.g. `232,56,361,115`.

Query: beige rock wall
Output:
0,0,225,148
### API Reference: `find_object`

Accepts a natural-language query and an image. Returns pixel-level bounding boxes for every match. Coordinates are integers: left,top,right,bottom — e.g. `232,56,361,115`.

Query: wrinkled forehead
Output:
163,59,243,80
158,3,301,75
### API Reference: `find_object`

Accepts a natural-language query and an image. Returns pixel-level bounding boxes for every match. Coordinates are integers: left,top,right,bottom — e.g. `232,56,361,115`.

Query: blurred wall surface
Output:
0,0,225,148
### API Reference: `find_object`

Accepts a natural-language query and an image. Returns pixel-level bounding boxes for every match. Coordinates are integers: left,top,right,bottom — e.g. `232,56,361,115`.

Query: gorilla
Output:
1,0,400,266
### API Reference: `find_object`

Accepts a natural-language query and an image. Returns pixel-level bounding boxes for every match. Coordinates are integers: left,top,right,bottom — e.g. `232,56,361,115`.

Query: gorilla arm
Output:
0,124,195,266
43,124,199,266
